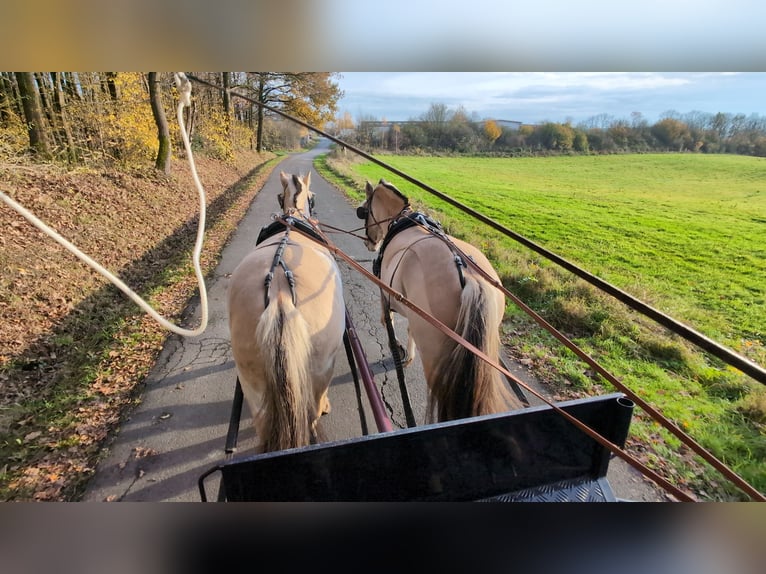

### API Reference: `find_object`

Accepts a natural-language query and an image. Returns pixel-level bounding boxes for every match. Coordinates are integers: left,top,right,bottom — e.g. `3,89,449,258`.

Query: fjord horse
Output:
228,171,345,452
357,179,523,422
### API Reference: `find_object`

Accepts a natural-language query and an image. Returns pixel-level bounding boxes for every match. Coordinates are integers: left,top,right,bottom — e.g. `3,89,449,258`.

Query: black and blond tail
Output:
255,292,315,452
429,276,521,422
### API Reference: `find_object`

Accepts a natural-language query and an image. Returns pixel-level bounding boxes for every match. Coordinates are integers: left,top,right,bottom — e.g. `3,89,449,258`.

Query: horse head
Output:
357,179,410,251
279,171,315,218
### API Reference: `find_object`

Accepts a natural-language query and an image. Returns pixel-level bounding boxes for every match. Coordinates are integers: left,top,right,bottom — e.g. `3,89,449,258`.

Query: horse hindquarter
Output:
382,232,519,421
228,239,345,452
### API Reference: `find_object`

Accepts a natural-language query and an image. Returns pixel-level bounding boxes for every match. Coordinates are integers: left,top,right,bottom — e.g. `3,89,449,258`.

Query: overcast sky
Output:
334,72,766,126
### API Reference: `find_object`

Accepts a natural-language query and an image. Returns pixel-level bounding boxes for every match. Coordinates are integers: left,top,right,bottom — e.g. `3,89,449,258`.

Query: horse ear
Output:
304,171,311,188
280,171,289,188
365,181,374,197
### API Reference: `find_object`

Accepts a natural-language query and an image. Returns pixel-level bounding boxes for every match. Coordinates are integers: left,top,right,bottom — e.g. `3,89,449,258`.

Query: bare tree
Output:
51,72,77,163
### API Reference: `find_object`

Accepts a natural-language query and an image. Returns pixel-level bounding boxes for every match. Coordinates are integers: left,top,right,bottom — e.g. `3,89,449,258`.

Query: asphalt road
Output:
83,138,667,502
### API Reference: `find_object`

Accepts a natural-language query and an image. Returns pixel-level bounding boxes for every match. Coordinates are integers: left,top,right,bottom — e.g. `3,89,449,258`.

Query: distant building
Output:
494,119,523,130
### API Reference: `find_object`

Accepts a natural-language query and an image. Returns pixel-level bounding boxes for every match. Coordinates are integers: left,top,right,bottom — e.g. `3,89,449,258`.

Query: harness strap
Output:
257,216,325,245
257,216,326,309
373,211,466,286
263,232,296,308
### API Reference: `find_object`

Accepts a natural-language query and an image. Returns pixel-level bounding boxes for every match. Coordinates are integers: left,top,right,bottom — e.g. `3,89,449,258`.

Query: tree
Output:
607,120,631,149
539,122,574,151
238,72,342,152
421,102,451,147
148,72,171,174
15,72,52,158
483,120,502,145
573,130,589,153
51,72,77,163
651,118,690,151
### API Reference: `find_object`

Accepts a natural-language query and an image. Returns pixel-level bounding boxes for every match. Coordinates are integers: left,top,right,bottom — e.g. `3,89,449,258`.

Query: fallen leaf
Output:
24,431,42,441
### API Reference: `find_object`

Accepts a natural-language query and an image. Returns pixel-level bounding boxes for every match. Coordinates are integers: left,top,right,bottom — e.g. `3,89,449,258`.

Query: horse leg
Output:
380,297,414,366
319,389,332,415
403,325,416,366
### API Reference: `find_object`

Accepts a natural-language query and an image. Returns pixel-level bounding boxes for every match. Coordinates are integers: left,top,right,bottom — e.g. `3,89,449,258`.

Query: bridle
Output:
355,181,410,246
278,189,316,219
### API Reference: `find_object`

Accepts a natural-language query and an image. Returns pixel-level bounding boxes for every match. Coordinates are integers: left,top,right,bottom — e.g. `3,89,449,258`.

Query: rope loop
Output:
174,72,192,108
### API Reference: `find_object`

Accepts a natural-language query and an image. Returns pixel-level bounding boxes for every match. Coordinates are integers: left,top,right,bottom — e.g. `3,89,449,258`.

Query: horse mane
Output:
378,178,409,204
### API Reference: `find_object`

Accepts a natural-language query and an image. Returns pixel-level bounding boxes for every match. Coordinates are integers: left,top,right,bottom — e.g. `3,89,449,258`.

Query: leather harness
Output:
256,216,326,308
373,210,467,289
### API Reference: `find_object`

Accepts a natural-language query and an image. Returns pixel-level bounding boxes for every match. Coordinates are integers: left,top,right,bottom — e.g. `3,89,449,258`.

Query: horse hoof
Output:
397,344,415,366
320,396,332,415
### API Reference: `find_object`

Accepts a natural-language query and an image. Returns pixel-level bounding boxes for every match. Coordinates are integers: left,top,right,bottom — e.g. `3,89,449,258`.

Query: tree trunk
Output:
256,75,265,153
105,72,119,101
51,72,77,163
222,72,231,116
63,72,81,101
34,73,56,135
148,72,171,174
15,72,52,159
4,73,24,118
0,72,15,123
222,72,233,147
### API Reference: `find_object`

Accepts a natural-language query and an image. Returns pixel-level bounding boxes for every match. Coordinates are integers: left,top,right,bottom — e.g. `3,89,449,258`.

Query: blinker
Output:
356,205,368,220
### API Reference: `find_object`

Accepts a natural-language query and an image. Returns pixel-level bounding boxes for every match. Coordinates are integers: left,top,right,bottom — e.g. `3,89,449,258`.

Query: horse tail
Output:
255,292,315,452
429,275,521,422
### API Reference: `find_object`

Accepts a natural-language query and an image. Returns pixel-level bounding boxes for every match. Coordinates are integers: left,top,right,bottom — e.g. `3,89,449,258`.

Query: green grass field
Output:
317,151,766,500
354,154,766,350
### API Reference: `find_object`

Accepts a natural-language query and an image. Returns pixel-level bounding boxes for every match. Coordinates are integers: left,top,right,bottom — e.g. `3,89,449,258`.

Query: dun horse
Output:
228,171,345,452
357,179,523,422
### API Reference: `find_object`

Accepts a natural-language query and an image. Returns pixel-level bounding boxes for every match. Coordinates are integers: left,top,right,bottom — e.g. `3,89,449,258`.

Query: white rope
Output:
0,72,209,337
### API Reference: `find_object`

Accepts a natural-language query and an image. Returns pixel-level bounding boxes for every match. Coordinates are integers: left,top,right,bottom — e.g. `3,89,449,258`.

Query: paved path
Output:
83,139,666,501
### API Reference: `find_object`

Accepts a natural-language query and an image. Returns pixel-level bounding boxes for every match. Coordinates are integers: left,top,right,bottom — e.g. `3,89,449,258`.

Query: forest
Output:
0,72,342,168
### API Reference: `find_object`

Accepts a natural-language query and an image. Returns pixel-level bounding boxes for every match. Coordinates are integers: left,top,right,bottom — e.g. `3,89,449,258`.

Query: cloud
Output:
336,72,762,124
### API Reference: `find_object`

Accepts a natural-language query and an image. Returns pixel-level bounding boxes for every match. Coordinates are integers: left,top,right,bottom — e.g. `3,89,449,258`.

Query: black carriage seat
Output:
200,393,634,502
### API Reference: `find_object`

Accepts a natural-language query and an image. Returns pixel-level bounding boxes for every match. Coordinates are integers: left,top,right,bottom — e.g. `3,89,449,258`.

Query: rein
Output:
278,215,711,503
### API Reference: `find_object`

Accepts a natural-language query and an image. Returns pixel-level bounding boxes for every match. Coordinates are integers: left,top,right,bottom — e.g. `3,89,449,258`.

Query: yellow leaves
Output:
197,107,233,160
483,120,502,143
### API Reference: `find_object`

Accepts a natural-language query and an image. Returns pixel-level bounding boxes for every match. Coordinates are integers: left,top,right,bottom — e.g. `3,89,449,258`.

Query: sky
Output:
334,72,766,126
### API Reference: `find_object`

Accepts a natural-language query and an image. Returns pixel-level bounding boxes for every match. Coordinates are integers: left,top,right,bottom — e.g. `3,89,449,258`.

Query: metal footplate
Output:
200,393,634,502
480,476,617,502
